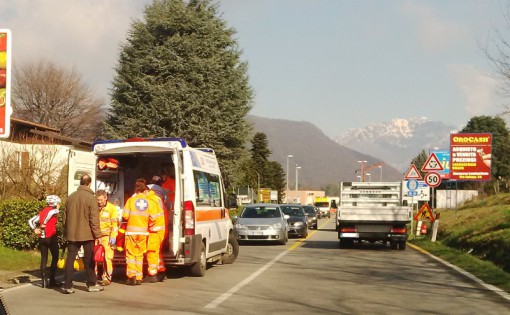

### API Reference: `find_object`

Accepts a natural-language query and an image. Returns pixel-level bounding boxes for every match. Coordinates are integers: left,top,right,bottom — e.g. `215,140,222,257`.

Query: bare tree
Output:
12,59,105,141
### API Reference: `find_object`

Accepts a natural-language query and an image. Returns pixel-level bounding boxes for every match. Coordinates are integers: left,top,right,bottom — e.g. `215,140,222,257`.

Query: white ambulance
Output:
67,137,239,276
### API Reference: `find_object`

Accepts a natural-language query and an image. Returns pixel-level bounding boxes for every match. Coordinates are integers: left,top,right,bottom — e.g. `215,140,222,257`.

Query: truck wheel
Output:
222,232,239,264
313,223,318,230
398,241,407,250
190,242,206,277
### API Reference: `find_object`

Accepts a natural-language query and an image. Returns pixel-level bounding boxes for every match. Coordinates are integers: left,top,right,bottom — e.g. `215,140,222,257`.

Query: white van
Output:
67,137,239,276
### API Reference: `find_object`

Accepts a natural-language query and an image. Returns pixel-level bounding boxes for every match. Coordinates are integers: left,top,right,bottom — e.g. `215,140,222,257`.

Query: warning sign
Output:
404,164,422,179
421,153,444,172
413,203,435,222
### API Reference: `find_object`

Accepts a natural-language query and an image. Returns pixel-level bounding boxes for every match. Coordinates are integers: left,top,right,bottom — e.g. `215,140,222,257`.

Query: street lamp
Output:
366,173,371,182
357,160,367,182
295,165,302,202
378,165,383,182
286,154,293,203
254,170,260,202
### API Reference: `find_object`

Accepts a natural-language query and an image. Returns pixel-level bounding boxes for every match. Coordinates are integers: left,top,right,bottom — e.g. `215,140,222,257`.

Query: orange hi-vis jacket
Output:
147,190,166,234
100,201,119,238
123,193,158,236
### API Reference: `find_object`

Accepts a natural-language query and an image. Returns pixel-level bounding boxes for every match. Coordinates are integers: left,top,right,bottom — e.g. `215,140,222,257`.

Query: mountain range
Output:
247,115,404,189
335,117,457,171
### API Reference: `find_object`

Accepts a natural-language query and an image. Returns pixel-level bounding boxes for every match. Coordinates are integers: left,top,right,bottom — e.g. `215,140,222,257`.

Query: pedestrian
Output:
161,166,176,210
28,195,63,288
146,177,168,282
96,189,119,286
123,178,158,285
62,174,103,294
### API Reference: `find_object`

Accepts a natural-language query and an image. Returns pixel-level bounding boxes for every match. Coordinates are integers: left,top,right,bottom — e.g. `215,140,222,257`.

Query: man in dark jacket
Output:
62,174,103,294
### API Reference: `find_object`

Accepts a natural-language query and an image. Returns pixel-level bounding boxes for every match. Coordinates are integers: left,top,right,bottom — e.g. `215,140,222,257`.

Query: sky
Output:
1,0,509,139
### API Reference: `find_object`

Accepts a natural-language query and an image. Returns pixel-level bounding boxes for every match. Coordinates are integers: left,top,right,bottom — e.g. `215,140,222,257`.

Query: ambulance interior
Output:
95,153,176,255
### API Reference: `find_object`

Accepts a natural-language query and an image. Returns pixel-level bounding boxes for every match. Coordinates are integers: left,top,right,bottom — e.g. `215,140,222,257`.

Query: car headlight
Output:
270,223,282,229
293,222,304,227
235,223,247,230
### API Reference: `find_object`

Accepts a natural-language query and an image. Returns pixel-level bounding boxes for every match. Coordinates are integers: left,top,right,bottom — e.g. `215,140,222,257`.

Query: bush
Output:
0,199,44,249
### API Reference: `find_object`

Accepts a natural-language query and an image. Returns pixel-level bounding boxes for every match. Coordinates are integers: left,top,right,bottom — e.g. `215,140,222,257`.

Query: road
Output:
1,218,509,315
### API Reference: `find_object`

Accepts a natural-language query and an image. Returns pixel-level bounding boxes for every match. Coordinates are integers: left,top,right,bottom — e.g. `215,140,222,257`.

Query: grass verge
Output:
409,238,510,293
0,245,40,271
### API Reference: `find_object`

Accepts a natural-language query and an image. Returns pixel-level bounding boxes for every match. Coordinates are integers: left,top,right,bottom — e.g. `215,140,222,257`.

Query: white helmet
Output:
46,195,61,206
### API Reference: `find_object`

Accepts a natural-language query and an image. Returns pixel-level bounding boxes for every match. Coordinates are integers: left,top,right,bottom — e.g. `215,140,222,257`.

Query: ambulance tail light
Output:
184,200,195,235
340,227,357,233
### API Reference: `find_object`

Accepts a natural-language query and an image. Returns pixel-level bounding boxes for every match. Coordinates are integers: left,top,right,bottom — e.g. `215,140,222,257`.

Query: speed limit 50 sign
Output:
424,172,441,188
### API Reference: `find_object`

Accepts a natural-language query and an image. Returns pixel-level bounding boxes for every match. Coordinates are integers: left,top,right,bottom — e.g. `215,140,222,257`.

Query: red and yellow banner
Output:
449,133,492,181
0,29,12,138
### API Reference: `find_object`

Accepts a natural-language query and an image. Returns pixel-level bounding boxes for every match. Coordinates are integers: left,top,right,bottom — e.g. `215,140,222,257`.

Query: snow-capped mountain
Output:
336,118,457,171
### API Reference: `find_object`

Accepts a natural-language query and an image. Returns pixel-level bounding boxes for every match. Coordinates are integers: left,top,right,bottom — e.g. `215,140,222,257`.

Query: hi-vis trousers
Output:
147,231,165,276
98,236,115,282
125,234,147,281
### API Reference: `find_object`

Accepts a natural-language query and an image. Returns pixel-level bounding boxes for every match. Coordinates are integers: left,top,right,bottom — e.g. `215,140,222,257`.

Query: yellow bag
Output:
57,244,84,271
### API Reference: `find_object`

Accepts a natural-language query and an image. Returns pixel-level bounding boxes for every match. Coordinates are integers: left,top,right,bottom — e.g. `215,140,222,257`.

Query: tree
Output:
460,115,510,193
104,0,253,189
12,59,105,141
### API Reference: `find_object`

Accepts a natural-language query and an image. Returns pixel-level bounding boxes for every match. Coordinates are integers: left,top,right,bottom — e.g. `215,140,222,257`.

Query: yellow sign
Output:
414,203,435,222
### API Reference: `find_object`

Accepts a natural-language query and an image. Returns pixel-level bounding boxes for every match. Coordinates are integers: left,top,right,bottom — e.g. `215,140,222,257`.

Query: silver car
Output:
234,204,289,245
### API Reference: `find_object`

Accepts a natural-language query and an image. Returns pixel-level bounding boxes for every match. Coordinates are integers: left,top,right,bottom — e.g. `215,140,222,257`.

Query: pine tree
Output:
104,0,253,188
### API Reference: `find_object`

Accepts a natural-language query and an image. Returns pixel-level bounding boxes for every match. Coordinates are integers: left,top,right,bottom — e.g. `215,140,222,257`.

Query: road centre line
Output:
204,217,333,309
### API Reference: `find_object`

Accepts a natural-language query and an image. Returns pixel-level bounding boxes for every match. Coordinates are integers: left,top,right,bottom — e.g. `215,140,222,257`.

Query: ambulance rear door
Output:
67,149,96,196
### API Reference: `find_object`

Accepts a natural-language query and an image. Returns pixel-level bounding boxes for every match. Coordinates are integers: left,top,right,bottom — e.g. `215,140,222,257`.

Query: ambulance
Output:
67,137,239,277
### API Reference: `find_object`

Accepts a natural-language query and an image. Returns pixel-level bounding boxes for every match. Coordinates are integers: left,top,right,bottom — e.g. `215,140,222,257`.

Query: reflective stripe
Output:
119,229,126,233
149,226,165,232
125,231,149,236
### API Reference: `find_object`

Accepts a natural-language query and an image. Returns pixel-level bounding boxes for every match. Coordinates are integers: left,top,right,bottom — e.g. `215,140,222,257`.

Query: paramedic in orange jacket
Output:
146,185,167,282
123,179,158,285
96,190,118,286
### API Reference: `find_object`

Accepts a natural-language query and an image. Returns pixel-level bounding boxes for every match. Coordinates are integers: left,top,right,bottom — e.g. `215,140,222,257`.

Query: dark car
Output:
280,204,308,238
301,205,318,229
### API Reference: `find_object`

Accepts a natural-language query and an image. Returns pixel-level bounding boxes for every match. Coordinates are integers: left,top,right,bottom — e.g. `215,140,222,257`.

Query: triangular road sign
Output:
413,203,435,222
404,164,422,179
421,153,444,172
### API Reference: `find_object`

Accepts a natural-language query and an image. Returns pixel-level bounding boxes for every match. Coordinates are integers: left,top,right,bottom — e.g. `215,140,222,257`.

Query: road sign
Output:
414,203,435,222
431,149,450,179
424,172,441,188
404,164,422,179
407,191,418,197
406,179,419,191
402,181,430,202
421,153,444,172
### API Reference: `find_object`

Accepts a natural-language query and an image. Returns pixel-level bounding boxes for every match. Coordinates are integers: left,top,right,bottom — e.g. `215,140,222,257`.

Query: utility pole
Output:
286,154,293,203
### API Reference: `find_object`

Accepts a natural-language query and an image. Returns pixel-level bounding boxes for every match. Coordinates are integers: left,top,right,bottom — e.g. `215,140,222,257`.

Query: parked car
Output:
233,204,289,245
280,204,308,238
302,205,318,229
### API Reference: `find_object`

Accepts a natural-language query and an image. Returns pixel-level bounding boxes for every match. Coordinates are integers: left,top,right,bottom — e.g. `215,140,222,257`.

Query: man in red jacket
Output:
28,195,62,288
62,174,103,294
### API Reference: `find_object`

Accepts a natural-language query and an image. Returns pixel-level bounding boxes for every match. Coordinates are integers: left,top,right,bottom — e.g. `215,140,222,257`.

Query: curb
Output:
408,242,510,302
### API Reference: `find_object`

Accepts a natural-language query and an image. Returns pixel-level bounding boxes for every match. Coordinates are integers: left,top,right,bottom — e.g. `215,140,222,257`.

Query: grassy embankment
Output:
409,193,510,293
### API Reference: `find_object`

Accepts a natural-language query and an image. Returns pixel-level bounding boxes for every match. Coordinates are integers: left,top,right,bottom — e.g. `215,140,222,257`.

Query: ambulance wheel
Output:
222,232,239,264
190,242,206,277
398,241,407,250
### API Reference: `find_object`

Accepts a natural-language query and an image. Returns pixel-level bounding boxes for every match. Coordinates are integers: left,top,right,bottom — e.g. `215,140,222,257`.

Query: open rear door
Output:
67,149,96,196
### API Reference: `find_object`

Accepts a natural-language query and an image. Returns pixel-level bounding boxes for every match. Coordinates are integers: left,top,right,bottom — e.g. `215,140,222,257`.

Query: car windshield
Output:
240,206,281,218
280,205,305,216
302,206,316,215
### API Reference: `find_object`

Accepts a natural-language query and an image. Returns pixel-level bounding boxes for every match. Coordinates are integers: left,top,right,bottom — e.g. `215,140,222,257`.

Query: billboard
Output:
450,133,492,181
0,29,12,138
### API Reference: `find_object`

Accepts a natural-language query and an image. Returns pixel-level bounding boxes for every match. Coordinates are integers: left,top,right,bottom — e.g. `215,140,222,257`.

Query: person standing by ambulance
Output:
62,174,103,294
146,177,167,282
28,195,62,288
123,179,158,285
96,190,118,286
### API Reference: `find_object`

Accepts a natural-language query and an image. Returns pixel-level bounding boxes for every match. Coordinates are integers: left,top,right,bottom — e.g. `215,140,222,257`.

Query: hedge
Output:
0,199,64,250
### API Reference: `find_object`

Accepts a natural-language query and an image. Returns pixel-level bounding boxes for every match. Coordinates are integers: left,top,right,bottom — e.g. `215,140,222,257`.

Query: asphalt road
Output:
1,218,509,315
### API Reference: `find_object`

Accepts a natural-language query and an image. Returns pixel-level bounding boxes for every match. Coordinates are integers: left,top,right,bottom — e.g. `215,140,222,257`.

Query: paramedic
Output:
147,176,168,282
28,195,62,288
96,190,119,286
123,179,158,285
